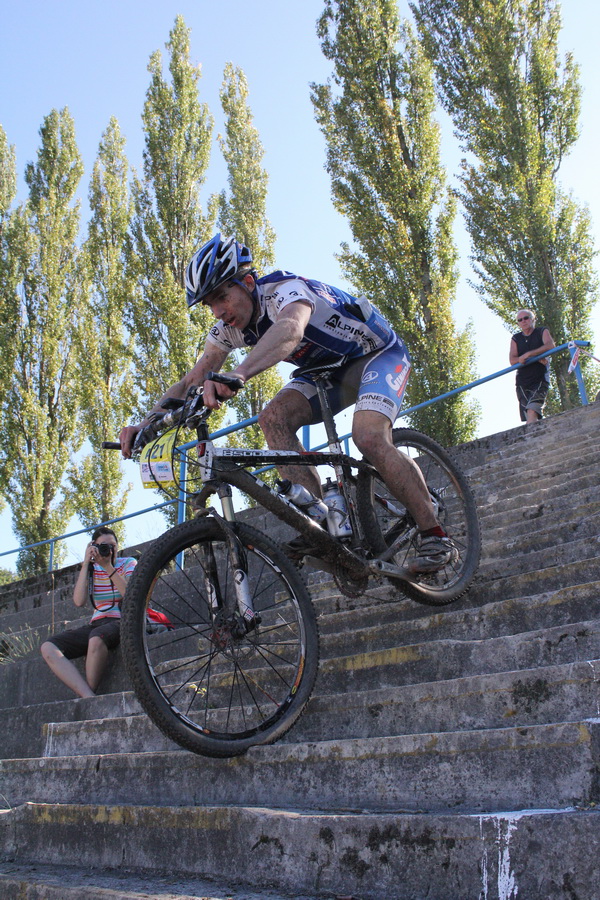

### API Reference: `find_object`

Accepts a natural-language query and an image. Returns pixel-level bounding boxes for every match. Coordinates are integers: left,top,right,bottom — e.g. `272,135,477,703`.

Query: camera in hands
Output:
92,543,113,558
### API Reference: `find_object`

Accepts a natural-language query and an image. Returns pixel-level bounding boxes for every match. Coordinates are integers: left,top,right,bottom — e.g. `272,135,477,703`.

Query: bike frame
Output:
186,373,410,590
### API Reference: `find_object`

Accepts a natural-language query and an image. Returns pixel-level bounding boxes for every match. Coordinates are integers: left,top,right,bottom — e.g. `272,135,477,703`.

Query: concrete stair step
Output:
41,657,600,757
454,405,600,466
465,436,600,481
470,454,600,505
471,555,600,606
0,861,301,900
0,645,129,710
0,691,141,760
317,619,600,693
1,805,598,900
1,719,599,813
479,497,600,543
474,470,600,520
476,532,600,581
316,579,600,641
317,594,600,665
0,597,85,634
0,572,78,616
476,503,600,554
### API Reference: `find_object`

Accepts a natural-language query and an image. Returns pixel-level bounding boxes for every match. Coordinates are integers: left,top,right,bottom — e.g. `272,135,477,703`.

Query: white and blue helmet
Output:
185,233,253,308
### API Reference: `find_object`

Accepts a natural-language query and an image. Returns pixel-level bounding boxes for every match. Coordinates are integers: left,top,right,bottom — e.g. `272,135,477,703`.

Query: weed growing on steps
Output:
0,624,53,665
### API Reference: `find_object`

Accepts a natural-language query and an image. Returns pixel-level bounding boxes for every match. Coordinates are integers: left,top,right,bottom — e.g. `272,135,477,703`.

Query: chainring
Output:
333,559,370,598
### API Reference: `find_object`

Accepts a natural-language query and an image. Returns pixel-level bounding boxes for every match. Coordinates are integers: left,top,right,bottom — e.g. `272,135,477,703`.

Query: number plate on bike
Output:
140,431,178,489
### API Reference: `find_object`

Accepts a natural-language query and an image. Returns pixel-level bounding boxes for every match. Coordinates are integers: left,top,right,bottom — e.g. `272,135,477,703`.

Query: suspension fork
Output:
198,483,258,629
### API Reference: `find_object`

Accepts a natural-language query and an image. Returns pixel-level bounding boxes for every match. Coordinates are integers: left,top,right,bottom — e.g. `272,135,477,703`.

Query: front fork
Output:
199,481,259,632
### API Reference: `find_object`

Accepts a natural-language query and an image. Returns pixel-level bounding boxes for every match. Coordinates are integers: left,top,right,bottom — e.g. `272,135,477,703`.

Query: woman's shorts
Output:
46,617,121,659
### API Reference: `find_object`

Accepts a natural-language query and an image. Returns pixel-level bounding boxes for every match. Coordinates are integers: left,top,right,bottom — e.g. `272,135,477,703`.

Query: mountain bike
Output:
104,371,480,758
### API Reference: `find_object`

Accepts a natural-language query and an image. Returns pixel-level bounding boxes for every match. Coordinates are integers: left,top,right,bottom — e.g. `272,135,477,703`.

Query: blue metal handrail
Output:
0,339,592,573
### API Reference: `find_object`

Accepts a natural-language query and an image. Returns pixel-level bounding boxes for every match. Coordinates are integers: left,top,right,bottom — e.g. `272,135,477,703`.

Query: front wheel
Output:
355,428,481,606
121,518,319,757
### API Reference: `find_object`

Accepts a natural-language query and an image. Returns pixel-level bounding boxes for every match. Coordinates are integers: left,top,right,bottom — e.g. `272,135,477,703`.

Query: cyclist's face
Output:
204,277,254,329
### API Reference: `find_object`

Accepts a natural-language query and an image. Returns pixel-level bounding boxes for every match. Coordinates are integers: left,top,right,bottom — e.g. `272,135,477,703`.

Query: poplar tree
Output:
127,15,218,409
0,127,19,504
311,0,479,444
64,118,136,540
412,0,599,410
0,109,87,574
216,63,283,454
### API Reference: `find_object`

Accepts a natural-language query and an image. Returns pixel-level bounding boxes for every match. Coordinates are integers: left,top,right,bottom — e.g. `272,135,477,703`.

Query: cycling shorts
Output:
281,336,411,425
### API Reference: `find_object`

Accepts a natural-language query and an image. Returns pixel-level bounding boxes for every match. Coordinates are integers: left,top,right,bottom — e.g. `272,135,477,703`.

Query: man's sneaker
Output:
409,534,458,574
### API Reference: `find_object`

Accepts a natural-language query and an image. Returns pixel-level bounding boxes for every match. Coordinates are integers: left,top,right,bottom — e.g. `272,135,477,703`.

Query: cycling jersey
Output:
205,271,397,367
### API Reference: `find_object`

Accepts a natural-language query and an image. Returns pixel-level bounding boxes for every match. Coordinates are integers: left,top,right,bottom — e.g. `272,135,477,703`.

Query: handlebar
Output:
102,371,245,455
206,371,245,391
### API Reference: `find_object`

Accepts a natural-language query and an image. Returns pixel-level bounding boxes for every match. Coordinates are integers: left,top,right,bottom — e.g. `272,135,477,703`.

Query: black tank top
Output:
512,326,550,387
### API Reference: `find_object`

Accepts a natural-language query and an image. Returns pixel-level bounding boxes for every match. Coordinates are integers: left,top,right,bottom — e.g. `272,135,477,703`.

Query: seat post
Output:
314,375,341,450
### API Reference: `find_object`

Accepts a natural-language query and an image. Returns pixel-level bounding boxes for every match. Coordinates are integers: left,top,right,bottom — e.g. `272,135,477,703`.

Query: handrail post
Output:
302,425,311,451
48,539,55,572
569,343,589,406
177,452,187,525
176,451,187,571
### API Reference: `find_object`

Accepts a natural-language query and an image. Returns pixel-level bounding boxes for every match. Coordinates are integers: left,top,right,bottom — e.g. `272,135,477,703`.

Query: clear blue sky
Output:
1,0,599,566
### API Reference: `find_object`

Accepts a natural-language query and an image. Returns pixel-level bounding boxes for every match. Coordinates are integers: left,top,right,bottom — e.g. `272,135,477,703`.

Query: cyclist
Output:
119,234,456,573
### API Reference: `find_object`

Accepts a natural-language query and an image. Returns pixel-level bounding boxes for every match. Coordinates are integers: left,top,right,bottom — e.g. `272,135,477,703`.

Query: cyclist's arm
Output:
119,343,229,457
202,301,313,409
236,301,312,380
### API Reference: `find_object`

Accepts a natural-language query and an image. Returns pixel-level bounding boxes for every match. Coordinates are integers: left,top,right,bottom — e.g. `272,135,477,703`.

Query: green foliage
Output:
217,63,277,271
126,15,218,408
0,126,19,507
0,568,16,586
0,108,88,575
312,0,480,445
63,118,136,542
413,0,599,411
216,62,283,474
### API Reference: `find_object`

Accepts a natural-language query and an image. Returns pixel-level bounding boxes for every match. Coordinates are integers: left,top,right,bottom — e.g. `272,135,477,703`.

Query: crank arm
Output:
367,558,420,584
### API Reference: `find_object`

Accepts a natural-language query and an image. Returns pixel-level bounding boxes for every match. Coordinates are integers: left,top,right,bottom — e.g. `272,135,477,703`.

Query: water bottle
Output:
276,479,329,523
322,478,353,538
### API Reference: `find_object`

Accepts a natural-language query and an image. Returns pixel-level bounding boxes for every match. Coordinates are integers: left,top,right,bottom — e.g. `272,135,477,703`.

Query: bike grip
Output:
206,371,245,391
102,441,122,450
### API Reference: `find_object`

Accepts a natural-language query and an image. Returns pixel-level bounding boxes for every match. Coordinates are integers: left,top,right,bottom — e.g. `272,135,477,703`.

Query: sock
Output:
419,525,447,539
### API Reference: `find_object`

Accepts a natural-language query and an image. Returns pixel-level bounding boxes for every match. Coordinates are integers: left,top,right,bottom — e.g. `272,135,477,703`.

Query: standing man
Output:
40,527,137,698
510,310,555,424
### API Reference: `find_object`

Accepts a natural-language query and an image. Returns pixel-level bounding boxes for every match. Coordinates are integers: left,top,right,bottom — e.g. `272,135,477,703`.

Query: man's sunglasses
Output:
517,315,532,322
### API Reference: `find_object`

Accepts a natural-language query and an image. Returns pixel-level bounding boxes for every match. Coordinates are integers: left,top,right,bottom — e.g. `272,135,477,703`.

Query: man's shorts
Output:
46,617,121,659
281,337,411,425
517,380,549,421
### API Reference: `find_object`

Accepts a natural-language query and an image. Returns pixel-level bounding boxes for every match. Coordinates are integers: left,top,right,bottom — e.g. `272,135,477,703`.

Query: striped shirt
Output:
90,556,137,622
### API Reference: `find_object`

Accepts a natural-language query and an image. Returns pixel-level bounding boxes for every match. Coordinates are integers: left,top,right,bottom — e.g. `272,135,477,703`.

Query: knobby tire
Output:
355,428,481,605
121,518,319,757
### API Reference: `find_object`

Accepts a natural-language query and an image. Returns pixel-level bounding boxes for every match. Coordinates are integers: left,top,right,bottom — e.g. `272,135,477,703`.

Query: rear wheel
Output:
355,428,480,605
121,518,319,757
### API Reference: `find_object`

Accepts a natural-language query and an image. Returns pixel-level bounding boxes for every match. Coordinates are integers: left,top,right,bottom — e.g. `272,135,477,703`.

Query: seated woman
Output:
40,527,136,698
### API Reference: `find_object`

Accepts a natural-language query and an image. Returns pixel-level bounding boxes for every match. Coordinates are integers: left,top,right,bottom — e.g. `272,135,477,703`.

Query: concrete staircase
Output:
1,404,599,899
